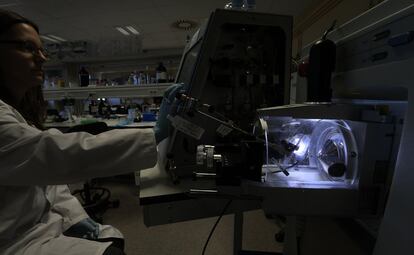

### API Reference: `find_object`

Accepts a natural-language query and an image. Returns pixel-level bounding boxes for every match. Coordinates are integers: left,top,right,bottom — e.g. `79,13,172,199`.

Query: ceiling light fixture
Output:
172,19,198,31
47,35,67,42
125,26,140,35
0,1,20,8
40,35,60,43
115,27,130,36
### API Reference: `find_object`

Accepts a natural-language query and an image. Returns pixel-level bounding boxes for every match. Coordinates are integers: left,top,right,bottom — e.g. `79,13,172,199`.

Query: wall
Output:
293,0,386,57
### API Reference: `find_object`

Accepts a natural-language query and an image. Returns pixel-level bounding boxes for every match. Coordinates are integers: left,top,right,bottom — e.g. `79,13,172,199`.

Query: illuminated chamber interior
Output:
255,117,359,187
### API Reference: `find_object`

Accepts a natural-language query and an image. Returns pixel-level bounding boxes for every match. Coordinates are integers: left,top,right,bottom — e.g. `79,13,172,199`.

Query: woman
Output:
0,9,158,255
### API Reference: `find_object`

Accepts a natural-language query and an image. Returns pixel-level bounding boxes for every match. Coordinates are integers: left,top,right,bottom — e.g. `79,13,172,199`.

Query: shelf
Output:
43,83,173,100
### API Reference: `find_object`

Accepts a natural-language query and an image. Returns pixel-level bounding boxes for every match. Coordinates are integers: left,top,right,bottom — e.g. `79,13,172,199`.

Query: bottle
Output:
62,98,75,122
224,0,243,9
155,62,167,83
133,71,139,85
89,98,98,116
168,74,175,83
79,66,90,87
145,66,150,84
98,98,106,116
127,104,137,122
127,72,134,85
225,0,255,10
139,71,146,84
43,75,50,88
243,0,256,10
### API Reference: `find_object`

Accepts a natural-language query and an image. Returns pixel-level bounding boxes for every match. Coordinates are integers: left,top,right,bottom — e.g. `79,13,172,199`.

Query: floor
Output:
93,177,284,255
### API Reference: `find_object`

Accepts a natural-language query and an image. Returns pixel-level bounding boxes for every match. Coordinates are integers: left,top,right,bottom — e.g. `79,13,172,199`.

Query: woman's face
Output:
0,23,47,101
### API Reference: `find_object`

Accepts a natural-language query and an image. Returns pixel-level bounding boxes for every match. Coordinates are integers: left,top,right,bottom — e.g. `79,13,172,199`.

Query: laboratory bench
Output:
43,83,173,100
44,119,155,133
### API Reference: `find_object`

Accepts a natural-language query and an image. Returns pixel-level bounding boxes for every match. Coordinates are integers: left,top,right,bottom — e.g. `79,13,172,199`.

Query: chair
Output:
66,122,120,223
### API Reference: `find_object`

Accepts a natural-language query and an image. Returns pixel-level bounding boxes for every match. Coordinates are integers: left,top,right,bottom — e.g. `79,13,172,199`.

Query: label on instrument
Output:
216,124,233,137
168,115,205,140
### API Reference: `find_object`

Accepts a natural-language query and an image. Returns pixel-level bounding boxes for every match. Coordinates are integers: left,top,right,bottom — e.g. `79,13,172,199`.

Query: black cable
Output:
270,159,302,175
285,160,301,170
202,199,233,255
322,20,337,40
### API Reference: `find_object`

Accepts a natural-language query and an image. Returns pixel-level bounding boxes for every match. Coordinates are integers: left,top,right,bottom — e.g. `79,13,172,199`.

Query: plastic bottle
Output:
145,66,150,84
133,71,139,85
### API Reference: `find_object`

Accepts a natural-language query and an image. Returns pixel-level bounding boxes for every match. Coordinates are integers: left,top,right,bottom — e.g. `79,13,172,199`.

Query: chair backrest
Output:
66,122,109,135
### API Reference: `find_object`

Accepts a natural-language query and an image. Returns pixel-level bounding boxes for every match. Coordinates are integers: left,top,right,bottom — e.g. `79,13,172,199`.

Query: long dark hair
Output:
0,9,46,129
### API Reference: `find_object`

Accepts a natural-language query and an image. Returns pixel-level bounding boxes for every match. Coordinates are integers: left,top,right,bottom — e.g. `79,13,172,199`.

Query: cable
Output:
322,20,337,40
196,109,252,137
201,199,233,255
269,160,301,175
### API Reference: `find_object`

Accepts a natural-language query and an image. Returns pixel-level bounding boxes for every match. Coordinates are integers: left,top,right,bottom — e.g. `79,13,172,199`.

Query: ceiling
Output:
1,0,315,51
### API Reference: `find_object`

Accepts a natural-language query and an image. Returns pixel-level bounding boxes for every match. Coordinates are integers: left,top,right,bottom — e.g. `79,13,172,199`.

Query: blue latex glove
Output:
154,83,185,144
63,218,100,240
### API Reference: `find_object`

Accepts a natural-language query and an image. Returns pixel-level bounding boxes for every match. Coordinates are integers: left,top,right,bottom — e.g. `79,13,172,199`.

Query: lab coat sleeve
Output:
46,185,89,231
0,105,157,185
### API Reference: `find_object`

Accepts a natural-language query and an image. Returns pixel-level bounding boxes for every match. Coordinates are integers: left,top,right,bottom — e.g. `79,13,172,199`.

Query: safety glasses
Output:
0,40,49,58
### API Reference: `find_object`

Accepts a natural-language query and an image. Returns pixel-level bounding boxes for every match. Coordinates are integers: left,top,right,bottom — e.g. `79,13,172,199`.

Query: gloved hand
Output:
63,217,100,240
154,83,185,144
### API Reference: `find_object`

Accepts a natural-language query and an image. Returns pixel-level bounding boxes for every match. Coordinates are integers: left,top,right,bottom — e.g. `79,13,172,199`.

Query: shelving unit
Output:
43,83,172,100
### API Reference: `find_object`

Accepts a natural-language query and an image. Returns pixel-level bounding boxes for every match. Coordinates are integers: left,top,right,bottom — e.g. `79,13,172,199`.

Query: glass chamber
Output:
254,117,359,187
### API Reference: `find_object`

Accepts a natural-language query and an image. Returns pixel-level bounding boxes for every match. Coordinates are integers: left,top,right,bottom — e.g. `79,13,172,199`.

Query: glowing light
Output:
289,134,311,159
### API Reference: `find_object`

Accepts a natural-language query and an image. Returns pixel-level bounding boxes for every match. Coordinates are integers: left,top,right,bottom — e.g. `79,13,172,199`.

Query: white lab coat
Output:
0,99,157,255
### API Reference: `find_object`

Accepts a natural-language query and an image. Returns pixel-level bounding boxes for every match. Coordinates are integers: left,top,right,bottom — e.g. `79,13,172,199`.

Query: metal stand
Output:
234,211,244,255
283,216,298,255
233,210,283,255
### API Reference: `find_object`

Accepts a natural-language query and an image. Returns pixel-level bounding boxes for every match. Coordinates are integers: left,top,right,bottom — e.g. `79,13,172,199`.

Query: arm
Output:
47,185,123,240
0,105,157,185
154,83,185,144
46,185,89,231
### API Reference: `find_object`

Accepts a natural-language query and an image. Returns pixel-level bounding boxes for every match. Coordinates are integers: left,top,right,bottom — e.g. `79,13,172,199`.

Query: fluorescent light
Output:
125,26,140,35
0,3,19,7
115,27,130,36
47,35,67,42
0,1,20,8
40,35,60,43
